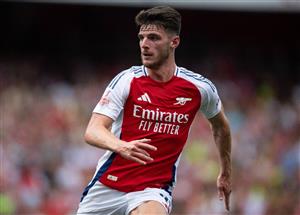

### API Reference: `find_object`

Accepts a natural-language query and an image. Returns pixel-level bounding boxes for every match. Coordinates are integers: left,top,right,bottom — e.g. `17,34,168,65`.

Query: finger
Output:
130,157,147,165
120,152,146,165
132,152,154,162
224,189,231,211
218,187,224,200
132,147,150,157
136,142,157,151
138,138,152,143
225,193,230,211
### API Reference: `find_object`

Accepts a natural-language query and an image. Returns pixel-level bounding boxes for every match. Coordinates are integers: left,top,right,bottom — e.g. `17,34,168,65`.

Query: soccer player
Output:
77,6,232,215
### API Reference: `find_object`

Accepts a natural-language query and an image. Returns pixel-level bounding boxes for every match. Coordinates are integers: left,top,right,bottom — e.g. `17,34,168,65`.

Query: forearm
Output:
209,111,232,175
84,114,156,165
84,114,124,153
213,124,231,175
84,124,124,152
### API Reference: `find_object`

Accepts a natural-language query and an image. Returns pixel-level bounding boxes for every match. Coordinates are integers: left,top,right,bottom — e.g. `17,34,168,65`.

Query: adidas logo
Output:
137,93,152,103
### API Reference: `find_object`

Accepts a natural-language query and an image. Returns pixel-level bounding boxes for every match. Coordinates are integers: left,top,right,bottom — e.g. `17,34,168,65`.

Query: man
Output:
77,6,231,215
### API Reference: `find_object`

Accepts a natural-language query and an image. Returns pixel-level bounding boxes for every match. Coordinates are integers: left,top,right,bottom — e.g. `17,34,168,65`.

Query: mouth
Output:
142,52,153,57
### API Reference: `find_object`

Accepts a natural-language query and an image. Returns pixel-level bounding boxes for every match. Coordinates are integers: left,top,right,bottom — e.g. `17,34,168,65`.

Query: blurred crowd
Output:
0,57,299,215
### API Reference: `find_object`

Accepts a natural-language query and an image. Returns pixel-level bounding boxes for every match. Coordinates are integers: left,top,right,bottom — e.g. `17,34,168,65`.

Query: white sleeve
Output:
199,79,222,119
93,70,133,121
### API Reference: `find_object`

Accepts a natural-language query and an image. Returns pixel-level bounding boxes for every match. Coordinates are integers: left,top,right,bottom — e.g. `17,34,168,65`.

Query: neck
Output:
146,57,176,83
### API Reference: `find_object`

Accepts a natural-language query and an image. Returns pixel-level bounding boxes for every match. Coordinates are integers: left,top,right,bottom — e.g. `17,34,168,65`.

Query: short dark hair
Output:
135,6,181,35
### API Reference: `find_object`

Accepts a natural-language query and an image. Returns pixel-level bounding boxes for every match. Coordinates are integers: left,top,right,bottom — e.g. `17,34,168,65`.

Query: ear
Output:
170,36,180,48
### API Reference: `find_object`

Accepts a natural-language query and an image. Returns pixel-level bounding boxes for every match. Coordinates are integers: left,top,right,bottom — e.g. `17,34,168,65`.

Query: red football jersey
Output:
85,65,221,196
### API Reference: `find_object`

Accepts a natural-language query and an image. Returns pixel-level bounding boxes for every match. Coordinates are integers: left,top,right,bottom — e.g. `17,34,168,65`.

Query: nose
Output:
140,38,149,49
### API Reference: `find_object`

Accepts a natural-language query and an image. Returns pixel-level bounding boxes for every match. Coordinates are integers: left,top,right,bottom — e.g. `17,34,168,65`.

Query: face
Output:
138,24,178,69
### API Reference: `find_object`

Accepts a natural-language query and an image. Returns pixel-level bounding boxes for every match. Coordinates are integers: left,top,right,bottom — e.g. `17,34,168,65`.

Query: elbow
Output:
219,114,231,136
84,130,94,146
212,119,231,139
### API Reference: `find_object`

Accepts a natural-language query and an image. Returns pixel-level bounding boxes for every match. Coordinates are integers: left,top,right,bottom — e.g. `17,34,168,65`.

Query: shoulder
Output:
108,65,146,89
130,65,148,77
177,67,222,118
176,67,217,93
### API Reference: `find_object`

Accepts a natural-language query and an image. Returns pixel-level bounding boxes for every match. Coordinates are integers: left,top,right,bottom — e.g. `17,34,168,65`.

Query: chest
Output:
127,76,201,114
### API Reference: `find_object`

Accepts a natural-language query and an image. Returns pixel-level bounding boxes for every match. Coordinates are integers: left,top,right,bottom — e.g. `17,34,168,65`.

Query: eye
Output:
148,34,160,41
138,34,144,41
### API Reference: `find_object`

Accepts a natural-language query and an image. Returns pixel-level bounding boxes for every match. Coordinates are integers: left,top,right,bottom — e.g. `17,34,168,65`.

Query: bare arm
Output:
208,109,232,211
84,113,157,165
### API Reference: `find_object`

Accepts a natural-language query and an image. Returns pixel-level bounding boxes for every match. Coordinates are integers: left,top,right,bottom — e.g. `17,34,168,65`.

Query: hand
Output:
117,138,157,165
217,172,232,211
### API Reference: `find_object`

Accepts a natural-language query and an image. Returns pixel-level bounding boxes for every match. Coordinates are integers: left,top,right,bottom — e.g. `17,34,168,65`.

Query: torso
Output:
93,65,221,194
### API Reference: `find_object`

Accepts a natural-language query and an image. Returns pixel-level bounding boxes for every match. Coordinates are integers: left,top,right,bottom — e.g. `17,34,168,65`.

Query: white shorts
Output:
77,181,172,215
